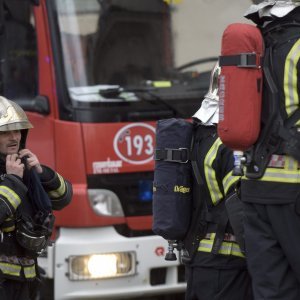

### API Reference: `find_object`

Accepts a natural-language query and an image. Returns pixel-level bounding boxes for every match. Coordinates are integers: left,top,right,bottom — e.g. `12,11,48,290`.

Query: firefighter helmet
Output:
0,96,33,132
193,62,221,125
245,0,300,24
15,214,54,254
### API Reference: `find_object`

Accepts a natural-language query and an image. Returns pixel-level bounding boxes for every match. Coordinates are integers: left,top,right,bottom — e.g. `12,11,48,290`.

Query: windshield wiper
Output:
176,57,218,72
99,86,185,118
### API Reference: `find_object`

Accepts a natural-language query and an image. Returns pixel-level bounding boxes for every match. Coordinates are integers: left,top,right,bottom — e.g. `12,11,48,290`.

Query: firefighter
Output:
184,63,253,300
241,1,300,299
0,96,72,300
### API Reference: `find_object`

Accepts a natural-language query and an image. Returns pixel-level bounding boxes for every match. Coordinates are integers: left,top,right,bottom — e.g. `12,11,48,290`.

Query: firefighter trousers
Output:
244,202,300,300
0,275,39,300
185,265,253,300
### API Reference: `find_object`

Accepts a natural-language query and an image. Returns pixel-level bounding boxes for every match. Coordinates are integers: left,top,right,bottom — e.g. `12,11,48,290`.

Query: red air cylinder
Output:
218,23,264,151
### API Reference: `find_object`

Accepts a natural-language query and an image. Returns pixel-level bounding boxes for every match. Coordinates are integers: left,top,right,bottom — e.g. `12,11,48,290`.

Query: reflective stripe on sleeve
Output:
48,174,66,198
0,186,21,209
204,138,223,205
223,171,239,195
2,225,15,233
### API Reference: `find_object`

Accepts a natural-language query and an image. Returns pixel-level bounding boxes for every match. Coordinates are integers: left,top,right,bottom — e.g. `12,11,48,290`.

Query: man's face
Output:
0,130,21,155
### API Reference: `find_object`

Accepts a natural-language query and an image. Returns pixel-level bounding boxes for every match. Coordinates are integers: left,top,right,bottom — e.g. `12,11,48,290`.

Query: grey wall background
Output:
172,0,253,68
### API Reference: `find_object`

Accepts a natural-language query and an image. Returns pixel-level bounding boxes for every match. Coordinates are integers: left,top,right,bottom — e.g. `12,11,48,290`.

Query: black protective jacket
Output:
242,8,300,205
0,159,72,281
190,124,245,269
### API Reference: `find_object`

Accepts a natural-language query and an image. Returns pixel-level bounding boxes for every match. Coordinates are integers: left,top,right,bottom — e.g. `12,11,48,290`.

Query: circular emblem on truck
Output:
113,123,155,165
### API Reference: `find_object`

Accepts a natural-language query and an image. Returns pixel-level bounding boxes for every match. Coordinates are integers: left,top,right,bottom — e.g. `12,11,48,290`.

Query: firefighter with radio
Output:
0,96,72,299
239,1,300,299
184,64,253,300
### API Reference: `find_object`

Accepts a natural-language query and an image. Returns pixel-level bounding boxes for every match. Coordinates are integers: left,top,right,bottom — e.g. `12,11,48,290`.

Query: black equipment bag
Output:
152,118,194,241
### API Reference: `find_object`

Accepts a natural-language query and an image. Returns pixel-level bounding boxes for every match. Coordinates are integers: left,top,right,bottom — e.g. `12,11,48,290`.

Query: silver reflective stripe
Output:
204,138,223,205
0,186,21,209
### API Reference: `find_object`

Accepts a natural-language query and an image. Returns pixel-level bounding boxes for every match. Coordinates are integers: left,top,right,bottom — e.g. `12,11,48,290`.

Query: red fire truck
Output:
0,0,214,298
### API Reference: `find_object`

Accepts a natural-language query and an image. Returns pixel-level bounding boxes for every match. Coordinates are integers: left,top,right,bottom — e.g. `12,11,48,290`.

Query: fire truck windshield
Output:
55,0,216,107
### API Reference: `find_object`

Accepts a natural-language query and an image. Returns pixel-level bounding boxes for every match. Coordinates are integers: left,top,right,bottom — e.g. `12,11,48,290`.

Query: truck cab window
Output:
53,0,216,122
56,0,170,88
2,1,38,100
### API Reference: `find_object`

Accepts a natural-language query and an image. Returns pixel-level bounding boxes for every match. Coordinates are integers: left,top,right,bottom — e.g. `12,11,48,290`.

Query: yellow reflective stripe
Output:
198,234,244,258
204,138,223,205
2,225,15,232
164,0,183,4
48,174,66,198
0,186,21,209
24,265,36,279
223,171,239,195
0,262,21,277
1,217,15,232
284,38,300,124
152,81,172,88
252,168,300,183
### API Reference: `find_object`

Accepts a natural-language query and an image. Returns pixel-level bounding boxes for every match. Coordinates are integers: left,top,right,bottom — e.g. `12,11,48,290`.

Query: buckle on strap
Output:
154,148,190,163
219,52,261,68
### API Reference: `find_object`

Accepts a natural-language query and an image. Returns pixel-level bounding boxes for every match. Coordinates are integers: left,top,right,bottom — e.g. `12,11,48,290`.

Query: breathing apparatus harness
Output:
244,21,300,179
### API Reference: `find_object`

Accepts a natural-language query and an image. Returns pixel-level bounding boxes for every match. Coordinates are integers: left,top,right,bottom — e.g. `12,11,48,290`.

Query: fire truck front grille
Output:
150,265,186,286
87,171,153,217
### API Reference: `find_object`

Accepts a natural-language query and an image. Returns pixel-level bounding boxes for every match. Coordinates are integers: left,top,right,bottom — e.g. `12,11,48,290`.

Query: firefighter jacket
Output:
242,9,300,205
0,160,72,281
191,124,245,268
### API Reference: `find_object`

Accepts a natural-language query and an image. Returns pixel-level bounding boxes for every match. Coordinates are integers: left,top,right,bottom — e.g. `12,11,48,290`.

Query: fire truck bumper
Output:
38,226,186,299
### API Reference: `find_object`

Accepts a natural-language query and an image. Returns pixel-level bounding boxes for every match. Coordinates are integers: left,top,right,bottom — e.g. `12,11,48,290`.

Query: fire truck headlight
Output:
68,252,136,280
88,189,124,217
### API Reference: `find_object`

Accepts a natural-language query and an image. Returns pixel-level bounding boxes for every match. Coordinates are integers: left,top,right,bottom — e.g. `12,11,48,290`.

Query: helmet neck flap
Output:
193,62,220,126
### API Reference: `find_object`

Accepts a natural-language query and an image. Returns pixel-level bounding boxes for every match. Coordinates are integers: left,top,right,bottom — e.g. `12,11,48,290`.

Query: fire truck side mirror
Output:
17,95,50,115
